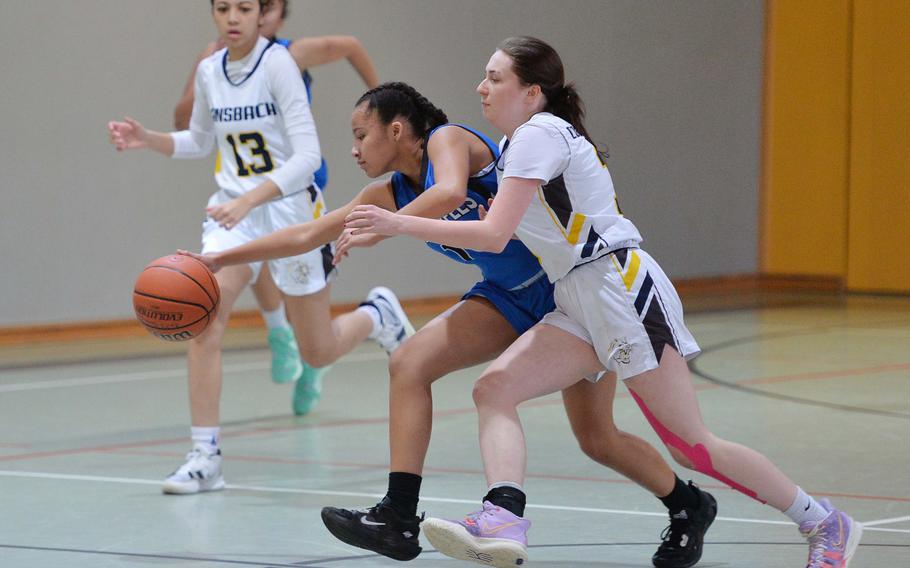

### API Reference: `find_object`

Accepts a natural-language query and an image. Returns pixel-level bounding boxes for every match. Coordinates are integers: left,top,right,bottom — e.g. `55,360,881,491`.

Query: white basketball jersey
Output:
497,112,642,281
196,38,314,198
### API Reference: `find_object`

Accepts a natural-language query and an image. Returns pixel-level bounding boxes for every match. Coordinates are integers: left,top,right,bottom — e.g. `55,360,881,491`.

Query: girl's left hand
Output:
207,196,253,230
344,205,401,236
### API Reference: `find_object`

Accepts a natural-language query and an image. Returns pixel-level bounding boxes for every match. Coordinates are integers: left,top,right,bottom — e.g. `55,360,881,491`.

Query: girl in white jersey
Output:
173,0,380,411
344,37,862,568
107,0,411,496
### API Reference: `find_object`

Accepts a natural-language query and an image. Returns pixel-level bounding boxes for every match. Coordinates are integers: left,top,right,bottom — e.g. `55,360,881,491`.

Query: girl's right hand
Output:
176,250,222,274
108,117,149,151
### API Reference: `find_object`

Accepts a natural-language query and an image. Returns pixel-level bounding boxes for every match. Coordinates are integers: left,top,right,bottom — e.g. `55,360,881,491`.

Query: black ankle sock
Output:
484,486,527,517
385,472,422,517
659,476,700,512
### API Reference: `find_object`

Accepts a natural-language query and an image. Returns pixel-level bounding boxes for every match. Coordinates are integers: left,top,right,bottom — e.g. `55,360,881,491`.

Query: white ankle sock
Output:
357,304,382,337
191,427,220,451
783,487,828,525
262,304,289,330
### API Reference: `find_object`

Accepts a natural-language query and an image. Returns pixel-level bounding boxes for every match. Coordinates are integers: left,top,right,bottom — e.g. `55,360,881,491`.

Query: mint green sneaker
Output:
267,327,303,384
292,364,331,416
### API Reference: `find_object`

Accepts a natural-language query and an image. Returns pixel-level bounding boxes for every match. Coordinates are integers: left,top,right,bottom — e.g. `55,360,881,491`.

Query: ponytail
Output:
497,36,607,160
355,82,448,140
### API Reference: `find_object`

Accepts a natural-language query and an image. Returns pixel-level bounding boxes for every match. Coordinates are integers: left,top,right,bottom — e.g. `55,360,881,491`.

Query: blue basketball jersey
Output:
390,124,545,291
276,38,328,190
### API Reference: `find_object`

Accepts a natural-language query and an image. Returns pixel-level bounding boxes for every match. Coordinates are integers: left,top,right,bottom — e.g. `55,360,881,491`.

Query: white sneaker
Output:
361,287,415,354
162,444,225,495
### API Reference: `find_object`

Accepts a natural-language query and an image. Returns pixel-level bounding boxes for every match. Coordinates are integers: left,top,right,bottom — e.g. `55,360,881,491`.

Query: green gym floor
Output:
0,293,908,567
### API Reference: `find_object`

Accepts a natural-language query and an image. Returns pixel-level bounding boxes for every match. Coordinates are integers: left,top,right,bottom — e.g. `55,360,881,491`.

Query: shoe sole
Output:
422,517,528,568
162,477,226,495
843,521,863,567
320,509,421,561
371,287,416,339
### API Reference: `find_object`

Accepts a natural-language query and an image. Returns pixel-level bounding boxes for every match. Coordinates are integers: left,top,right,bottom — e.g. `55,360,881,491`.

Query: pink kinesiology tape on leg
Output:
629,390,765,503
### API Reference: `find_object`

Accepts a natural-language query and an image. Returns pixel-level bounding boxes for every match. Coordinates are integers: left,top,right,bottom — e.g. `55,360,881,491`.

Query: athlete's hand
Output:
478,198,518,239
344,205,402,236
333,228,386,265
207,196,253,230
477,198,492,220
176,249,222,273
107,117,149,151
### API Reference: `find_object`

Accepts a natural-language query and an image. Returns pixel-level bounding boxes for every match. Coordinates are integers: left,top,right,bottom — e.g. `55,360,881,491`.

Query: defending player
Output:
345,37,863,568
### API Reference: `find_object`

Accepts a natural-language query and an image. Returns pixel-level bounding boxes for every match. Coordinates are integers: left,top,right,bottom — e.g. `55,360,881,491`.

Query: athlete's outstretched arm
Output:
345,176,539,253
288,35,379,88
174,41,222,130
333,127,479,261
182,180,396,271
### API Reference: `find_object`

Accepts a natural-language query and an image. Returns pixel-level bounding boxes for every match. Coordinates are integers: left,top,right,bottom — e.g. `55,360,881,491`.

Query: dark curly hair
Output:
355,82,448,140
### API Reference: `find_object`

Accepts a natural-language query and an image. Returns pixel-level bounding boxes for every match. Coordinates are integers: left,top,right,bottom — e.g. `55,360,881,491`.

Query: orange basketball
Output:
133,255,220,341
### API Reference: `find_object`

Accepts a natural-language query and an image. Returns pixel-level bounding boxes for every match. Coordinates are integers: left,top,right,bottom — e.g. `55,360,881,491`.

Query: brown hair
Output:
210,0,274,13
497,36,606,159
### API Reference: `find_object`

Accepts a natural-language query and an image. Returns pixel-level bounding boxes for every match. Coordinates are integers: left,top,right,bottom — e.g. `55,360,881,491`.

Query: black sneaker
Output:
321,498,423,561
652,482,717,568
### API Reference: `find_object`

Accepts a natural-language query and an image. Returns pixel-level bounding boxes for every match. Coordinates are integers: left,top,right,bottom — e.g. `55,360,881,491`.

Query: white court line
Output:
863,514,910,527
0,470,907,534
0,352,387,393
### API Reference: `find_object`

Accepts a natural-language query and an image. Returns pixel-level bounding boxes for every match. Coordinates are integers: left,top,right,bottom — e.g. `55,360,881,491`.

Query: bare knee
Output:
192,319,227,350
472,369,516,409
663,433,721,472
388,347,435,389
575,427,624,466
298,344,334,368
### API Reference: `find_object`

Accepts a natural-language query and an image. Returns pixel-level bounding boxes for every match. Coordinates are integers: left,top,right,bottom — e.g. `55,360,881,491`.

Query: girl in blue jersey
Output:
345,38,862,568
174,0,379,406
181,81,713,568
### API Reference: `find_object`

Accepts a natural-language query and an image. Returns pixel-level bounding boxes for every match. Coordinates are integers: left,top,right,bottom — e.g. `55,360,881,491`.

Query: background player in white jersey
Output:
173,0,380,412
344,36,862,568
106,0,411,496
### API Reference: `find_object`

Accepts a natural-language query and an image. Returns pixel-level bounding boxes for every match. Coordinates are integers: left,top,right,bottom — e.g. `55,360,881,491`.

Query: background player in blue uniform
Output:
174,0,379,410
181,81,713,568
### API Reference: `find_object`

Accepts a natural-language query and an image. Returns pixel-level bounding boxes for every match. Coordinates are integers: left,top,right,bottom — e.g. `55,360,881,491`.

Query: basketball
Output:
133,255,220,341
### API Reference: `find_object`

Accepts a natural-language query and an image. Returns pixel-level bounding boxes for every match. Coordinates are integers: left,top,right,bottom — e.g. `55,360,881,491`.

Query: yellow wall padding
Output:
846,0,910,292
761,1,851,277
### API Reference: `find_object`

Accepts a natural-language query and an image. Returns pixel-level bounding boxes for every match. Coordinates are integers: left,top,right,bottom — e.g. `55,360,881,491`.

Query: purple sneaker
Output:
422,501,530,567
799,498,862,568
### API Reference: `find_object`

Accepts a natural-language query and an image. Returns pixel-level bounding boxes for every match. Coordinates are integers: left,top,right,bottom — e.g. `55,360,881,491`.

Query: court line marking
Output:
0,352,387,393
0,470,907,535
863,515,910,527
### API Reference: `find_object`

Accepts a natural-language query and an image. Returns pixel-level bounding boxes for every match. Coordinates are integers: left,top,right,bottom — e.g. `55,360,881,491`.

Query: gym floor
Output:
1,292,908,567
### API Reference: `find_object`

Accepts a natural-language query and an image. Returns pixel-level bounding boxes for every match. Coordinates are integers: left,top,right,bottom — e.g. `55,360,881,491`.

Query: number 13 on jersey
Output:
226,131,274,176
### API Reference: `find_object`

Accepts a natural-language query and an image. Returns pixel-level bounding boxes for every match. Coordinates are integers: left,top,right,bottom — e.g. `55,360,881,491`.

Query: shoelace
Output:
805,525,830,564
659,517,692,549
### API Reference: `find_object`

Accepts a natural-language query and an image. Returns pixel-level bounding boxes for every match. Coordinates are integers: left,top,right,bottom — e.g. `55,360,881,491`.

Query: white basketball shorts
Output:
201,185,335,296
541,247,700,381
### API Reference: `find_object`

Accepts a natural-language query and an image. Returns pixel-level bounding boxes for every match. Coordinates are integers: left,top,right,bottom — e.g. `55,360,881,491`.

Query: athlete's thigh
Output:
282,284,334,349
395,297,519,380
561,371,620,433
624,347,710,442
212,264,254,325
482,323,605,403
